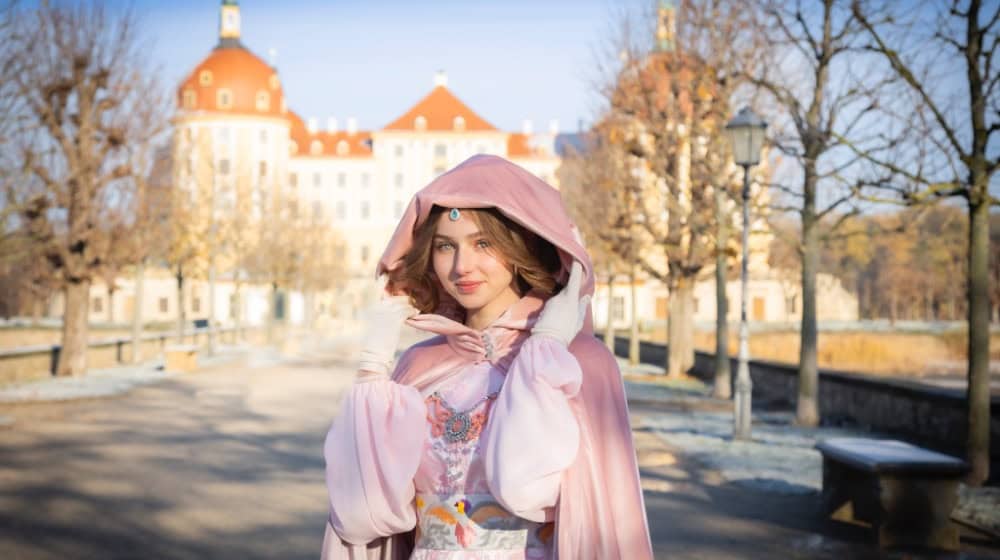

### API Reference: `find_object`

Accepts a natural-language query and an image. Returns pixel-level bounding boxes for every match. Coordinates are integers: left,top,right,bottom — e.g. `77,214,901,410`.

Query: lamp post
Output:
724,107,767,441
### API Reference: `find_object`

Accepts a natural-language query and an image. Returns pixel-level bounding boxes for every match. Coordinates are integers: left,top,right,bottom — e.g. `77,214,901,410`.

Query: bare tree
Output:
559,135,641,359
744,0,882,425
601,0,757,378
848,0,999,484
7,2,169,375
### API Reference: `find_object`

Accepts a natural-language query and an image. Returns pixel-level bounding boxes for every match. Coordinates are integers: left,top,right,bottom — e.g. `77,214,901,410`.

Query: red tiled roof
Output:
178,47,287,117
287,112,372,158
383,86,497,131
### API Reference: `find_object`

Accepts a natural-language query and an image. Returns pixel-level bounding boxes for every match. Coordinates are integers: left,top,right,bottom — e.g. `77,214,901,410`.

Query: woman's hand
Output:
357,278,417,379
531,261,591,346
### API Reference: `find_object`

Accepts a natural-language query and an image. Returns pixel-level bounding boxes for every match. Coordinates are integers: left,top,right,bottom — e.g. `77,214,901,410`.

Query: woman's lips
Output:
455,281,483,294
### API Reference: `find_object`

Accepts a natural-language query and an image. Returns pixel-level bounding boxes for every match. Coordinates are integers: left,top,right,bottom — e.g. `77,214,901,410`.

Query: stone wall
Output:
609,336,1000,467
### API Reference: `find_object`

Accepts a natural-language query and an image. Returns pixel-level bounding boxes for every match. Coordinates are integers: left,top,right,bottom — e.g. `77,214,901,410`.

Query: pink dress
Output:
323,332,582,559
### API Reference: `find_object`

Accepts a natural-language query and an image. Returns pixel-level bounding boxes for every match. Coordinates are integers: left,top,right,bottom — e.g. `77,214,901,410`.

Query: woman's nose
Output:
452,247,474,275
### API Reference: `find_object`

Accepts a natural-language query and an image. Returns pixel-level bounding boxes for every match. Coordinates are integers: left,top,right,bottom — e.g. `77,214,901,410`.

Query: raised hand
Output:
357,277,418,378
531,261,591,346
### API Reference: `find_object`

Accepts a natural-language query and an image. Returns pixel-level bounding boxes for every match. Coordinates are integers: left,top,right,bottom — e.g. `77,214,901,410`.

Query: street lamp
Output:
724,107,767,441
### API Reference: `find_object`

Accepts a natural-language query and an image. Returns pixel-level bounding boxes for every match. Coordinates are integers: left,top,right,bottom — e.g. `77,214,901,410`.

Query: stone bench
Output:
815,437,969,551
164,345,199,373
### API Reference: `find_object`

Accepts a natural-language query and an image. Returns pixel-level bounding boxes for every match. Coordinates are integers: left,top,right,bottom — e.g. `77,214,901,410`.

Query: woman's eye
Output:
476,239,490,249
435,242,453,251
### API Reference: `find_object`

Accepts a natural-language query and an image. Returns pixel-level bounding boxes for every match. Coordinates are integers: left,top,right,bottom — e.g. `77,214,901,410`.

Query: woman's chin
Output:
451,292,488,311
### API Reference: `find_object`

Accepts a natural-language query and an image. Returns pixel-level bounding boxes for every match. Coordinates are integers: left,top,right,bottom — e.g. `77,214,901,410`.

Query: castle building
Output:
54,0,856,334
172,0,562,320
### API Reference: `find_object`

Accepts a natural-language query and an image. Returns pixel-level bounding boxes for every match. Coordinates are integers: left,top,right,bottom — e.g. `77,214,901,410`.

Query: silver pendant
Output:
443,411,471,442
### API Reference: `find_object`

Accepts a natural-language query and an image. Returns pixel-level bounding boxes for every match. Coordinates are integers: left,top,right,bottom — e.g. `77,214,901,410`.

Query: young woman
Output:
321,155,653,559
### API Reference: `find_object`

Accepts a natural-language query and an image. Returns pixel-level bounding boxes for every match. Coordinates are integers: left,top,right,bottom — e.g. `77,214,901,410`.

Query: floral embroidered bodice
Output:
412,361,553,559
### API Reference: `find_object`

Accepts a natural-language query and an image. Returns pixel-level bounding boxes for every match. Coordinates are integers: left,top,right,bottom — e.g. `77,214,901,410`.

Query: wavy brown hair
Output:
388,206,562,313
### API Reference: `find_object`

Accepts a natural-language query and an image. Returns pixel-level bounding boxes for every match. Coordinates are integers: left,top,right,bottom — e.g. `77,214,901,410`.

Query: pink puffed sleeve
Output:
323,377,428,545
482,334,582,522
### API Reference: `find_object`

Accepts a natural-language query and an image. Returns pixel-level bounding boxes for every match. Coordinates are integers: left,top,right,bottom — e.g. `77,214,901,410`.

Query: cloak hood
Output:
376,154,595,323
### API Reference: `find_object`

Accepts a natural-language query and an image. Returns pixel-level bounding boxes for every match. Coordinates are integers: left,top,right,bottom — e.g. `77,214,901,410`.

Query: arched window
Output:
310,140,323,155
336,140,349,156
289,141,298,155
199,70,213,86
216,88,232,109
453,116,466,131
255,90,270,111
414,115,427,131
182,89,196,110
269,74,280,90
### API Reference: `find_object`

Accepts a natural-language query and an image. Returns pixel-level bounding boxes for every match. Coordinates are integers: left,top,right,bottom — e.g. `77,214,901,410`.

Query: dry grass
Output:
643,328,1000,377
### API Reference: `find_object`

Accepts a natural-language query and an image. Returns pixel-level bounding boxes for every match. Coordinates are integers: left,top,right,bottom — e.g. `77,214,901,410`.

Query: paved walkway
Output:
0,336,997,559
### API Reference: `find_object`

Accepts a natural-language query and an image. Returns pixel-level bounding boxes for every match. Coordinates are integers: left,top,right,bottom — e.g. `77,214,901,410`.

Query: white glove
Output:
357,281,417,378
531,261,591,346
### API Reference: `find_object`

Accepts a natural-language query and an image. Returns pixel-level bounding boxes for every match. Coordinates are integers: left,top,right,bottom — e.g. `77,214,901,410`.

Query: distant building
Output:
167,0,562,323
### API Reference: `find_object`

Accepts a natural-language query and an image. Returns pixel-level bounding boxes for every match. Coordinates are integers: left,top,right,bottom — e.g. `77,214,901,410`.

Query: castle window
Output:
453,116,466,131
336,140,349,156
289,141,298,155
361,201,370,219
336,201,346,220
313,172,321,187
313,201,323,220
182,89,196,110
434,144,447,158
269,74,280,90
361,173,370,188
159,297,169,313
218,158,230,175
258,161,267,177
259,129,268,144
92,296,103,313
289,173,297,188
216,88,232,109
414,115,427,131
394,173,403,189
255,90,270,111
394,145,404,157
394,200,404,219
280,97,287,114
199,70,212,86
337,172,346,188
310,140,323,155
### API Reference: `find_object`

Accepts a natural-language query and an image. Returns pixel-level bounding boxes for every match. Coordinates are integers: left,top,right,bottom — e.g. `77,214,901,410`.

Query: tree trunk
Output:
966,186,991,485
797,196,820,427
605,273,616,354
713,186,732,399
31,299,43,325
628,265,640,366
234,282,243,341
57,280,90,376
667,279,695,378
268,282,278,344
131,259,145,363
176,267,186,344
207,254,216,355
106,286,115,324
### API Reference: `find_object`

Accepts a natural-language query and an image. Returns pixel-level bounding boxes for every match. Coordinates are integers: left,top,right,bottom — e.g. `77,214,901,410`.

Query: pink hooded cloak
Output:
321,154,653,559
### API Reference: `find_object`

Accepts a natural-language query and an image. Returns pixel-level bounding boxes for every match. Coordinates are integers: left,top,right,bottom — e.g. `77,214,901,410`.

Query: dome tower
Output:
174,0,292,221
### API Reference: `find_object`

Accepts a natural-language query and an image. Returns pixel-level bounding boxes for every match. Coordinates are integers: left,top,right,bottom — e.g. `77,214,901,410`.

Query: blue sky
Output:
130,0,647,134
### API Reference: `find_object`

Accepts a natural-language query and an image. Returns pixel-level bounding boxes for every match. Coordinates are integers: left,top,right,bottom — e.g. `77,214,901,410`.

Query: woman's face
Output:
431,210,519,317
